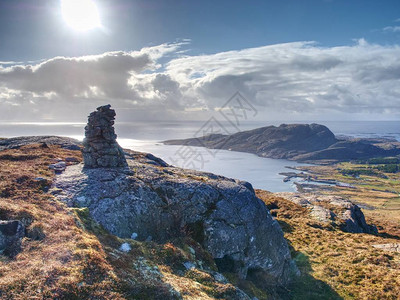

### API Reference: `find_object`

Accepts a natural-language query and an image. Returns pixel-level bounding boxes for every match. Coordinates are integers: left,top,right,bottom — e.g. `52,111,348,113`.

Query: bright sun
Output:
61,0,101,31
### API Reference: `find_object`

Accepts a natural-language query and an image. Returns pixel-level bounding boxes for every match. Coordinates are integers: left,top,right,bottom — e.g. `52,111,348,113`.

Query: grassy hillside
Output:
294,162,400,235
0,144,265,299
1,143,399,299
256,190,400,300
0,144,123,298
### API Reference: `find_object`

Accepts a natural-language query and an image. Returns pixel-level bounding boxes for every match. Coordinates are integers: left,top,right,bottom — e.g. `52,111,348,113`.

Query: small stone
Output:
65,157,79,163
76,196,88,206
49,162,66,172
119,242,131,253
188,246,195,255
183,261,195,270
34,177,46,182
131,232,138,240
213,272,227,283
49,188,63,195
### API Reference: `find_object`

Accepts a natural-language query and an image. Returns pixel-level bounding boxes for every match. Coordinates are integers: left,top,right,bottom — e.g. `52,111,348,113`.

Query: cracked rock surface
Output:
54,149,292,284
277,192,377,234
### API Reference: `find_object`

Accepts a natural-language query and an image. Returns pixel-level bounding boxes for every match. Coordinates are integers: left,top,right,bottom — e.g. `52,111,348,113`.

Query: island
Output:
164,123,400,164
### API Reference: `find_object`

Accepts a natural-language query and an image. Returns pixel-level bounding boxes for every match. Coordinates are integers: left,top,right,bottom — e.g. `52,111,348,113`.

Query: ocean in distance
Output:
0,120,398,192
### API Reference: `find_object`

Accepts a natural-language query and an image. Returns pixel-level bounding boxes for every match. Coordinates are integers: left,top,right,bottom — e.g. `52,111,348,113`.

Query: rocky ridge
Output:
0,136,81,151
55,149,294,284
53,105,295,287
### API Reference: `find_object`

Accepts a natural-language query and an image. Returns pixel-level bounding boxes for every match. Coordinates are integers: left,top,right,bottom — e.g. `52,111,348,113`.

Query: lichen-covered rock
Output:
0,136,81,151
54,150,292,285
335,200,377,234
0,220,25,257
82,105,127,168
310,205,336,223
277,193,377,234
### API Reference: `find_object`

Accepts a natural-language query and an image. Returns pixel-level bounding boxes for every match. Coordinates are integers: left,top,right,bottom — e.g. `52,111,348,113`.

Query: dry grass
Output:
3,144,399,299
295,162,400,240
0,144,254,299
0,144,123,299
256,189,400,300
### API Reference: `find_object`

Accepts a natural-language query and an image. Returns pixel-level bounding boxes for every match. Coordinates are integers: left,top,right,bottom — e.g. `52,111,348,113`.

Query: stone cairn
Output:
82,104,127,168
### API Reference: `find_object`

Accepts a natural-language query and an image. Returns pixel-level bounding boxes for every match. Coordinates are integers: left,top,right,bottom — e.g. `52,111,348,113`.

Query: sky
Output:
0,0,400,122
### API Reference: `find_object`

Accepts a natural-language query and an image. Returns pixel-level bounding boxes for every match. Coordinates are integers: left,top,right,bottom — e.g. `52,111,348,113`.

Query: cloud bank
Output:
0,39,399,121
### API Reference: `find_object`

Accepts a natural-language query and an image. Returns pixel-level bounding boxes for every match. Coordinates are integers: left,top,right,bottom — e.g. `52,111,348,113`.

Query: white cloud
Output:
0,40,400,121
165,39,400,116
383,26,400,33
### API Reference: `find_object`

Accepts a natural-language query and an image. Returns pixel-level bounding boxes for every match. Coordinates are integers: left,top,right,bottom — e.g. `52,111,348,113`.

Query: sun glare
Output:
61,0,101,31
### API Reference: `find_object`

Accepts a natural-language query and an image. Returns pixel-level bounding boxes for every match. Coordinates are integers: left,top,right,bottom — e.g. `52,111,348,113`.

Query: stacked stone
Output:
82,104,127,168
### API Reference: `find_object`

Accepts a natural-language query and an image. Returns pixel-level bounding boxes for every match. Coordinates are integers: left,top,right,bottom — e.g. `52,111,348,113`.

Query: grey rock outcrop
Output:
339,201,376,234
0,220,25,257
54,150,293,284
277,193,377,234
82,105,127,168
0,136,81,151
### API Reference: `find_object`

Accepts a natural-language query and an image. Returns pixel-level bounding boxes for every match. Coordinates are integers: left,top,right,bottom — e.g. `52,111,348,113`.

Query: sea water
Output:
0,120,398,192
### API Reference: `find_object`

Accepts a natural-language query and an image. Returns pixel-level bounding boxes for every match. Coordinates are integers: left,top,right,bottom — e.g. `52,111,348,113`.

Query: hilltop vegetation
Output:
0,142,296,299
0,141,399,299
257,190,400,299
0,144,256,299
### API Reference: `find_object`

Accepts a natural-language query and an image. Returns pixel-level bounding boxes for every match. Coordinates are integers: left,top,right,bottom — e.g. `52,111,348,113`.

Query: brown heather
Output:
0,144,122,299
0,144,253,299
256,189,400,300
1,143,399,299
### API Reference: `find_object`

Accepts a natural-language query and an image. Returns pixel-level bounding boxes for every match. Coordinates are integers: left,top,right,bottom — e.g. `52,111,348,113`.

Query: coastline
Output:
0,135,399,299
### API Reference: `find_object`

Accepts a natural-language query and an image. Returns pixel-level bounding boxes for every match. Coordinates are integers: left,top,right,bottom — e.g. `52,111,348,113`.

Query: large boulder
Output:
82,105,127,168
0,220,25,257
277,193,377,234
54,150,293,285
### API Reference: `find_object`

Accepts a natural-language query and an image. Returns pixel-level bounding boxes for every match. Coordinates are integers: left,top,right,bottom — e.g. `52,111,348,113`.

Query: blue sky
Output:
1,0,399,60
0,0,400,122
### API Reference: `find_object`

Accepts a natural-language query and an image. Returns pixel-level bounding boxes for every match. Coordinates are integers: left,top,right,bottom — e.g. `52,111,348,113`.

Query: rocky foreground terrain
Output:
0,106,399,299
0,106,296,299
164,123,400,164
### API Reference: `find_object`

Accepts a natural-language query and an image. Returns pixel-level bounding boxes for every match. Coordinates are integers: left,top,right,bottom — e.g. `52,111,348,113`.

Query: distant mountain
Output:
164,123,400,163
